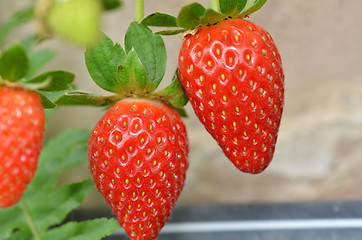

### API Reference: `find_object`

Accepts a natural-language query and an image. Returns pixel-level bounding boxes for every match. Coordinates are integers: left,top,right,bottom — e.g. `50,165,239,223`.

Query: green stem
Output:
20,200,41,240
212,0,220,12
135,0,144,22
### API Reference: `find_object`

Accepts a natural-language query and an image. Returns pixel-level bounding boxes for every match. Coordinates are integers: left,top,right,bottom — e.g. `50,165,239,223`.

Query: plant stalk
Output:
20,200,41,240
135,0,144,22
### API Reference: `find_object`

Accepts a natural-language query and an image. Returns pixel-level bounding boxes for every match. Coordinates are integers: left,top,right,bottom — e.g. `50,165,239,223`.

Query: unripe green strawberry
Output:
178,18,284,174
0,85,45,208
88,99,189,240
36,0,102,47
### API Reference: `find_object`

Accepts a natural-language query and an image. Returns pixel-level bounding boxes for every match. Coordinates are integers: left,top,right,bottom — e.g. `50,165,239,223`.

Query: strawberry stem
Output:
20,200,41,240
135,0,144,22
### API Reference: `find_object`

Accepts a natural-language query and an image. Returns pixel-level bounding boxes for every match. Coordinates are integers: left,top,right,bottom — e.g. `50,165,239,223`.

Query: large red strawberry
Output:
178,17,284,174
88,99,188,240
81,23,190,240
0,85,45,207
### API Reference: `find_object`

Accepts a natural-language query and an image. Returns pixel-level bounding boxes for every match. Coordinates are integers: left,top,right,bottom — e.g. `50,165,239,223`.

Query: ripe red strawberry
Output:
178,18,284,174
88,99,189,240
0,85,45,207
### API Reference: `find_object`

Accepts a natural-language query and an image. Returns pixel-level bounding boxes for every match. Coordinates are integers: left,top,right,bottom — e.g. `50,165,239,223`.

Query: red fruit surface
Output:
0,85,45,207
178,18,284,174
88,99,189,240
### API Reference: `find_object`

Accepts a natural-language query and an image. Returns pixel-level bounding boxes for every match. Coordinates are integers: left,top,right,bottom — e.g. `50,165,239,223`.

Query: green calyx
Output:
59,22,188,111
142,0,267,35
179,0,267,28
0,41,75,109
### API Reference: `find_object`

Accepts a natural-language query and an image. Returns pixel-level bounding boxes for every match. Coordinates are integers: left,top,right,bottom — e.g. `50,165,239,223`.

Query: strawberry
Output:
0,85,45,208
88,98,189,240
81,23,190,240
178,18,284,174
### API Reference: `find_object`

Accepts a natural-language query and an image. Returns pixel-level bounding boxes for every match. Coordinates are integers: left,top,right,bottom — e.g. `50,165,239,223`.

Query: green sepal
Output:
0,43,29,82
21,78,52,91
124,22,166,93
25,49,56,79
240,0,267,16
85,32,126,93
155,69,188,108
117,48,148,95
19,34,57,80
176,3,206,29
0,6,34,46
219,0,247,16
23,71,74,91
55,91,121,106
141,12,177,27
174,108,188,118
200,9,227,26
156,28,186,36
102,0,123,10
39,92,57,109
173,0,268,31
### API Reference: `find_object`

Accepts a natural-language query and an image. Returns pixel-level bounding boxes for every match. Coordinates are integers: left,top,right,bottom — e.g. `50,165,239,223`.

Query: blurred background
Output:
1,0,362,209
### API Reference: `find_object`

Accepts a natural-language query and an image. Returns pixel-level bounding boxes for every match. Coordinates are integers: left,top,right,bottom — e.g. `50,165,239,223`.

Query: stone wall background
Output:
1,0,362,207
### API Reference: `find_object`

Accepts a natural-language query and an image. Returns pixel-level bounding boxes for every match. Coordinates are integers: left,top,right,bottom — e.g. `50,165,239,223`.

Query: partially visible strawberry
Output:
178,18,284,173
88,99,188,240
0,84,45,208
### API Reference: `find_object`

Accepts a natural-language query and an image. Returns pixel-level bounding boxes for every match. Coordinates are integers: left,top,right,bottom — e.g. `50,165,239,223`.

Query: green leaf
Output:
0,129,95,239
240,0,267,16
24,49,56,79
24,179,94,235
25,129,91,196
20,34,41,52
124,22,166,93
176,3,206,29
55,91,120,106
219,0,247,16
102,0,123,10
0,44,29,81
141,12,177,27
0,207,25,239
155,69,188,108
24,71,74,91
0,6,34,46
4,227,31,240
44,218,119,240
22,129,92,235
85,32,126,93
117,49,148,95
